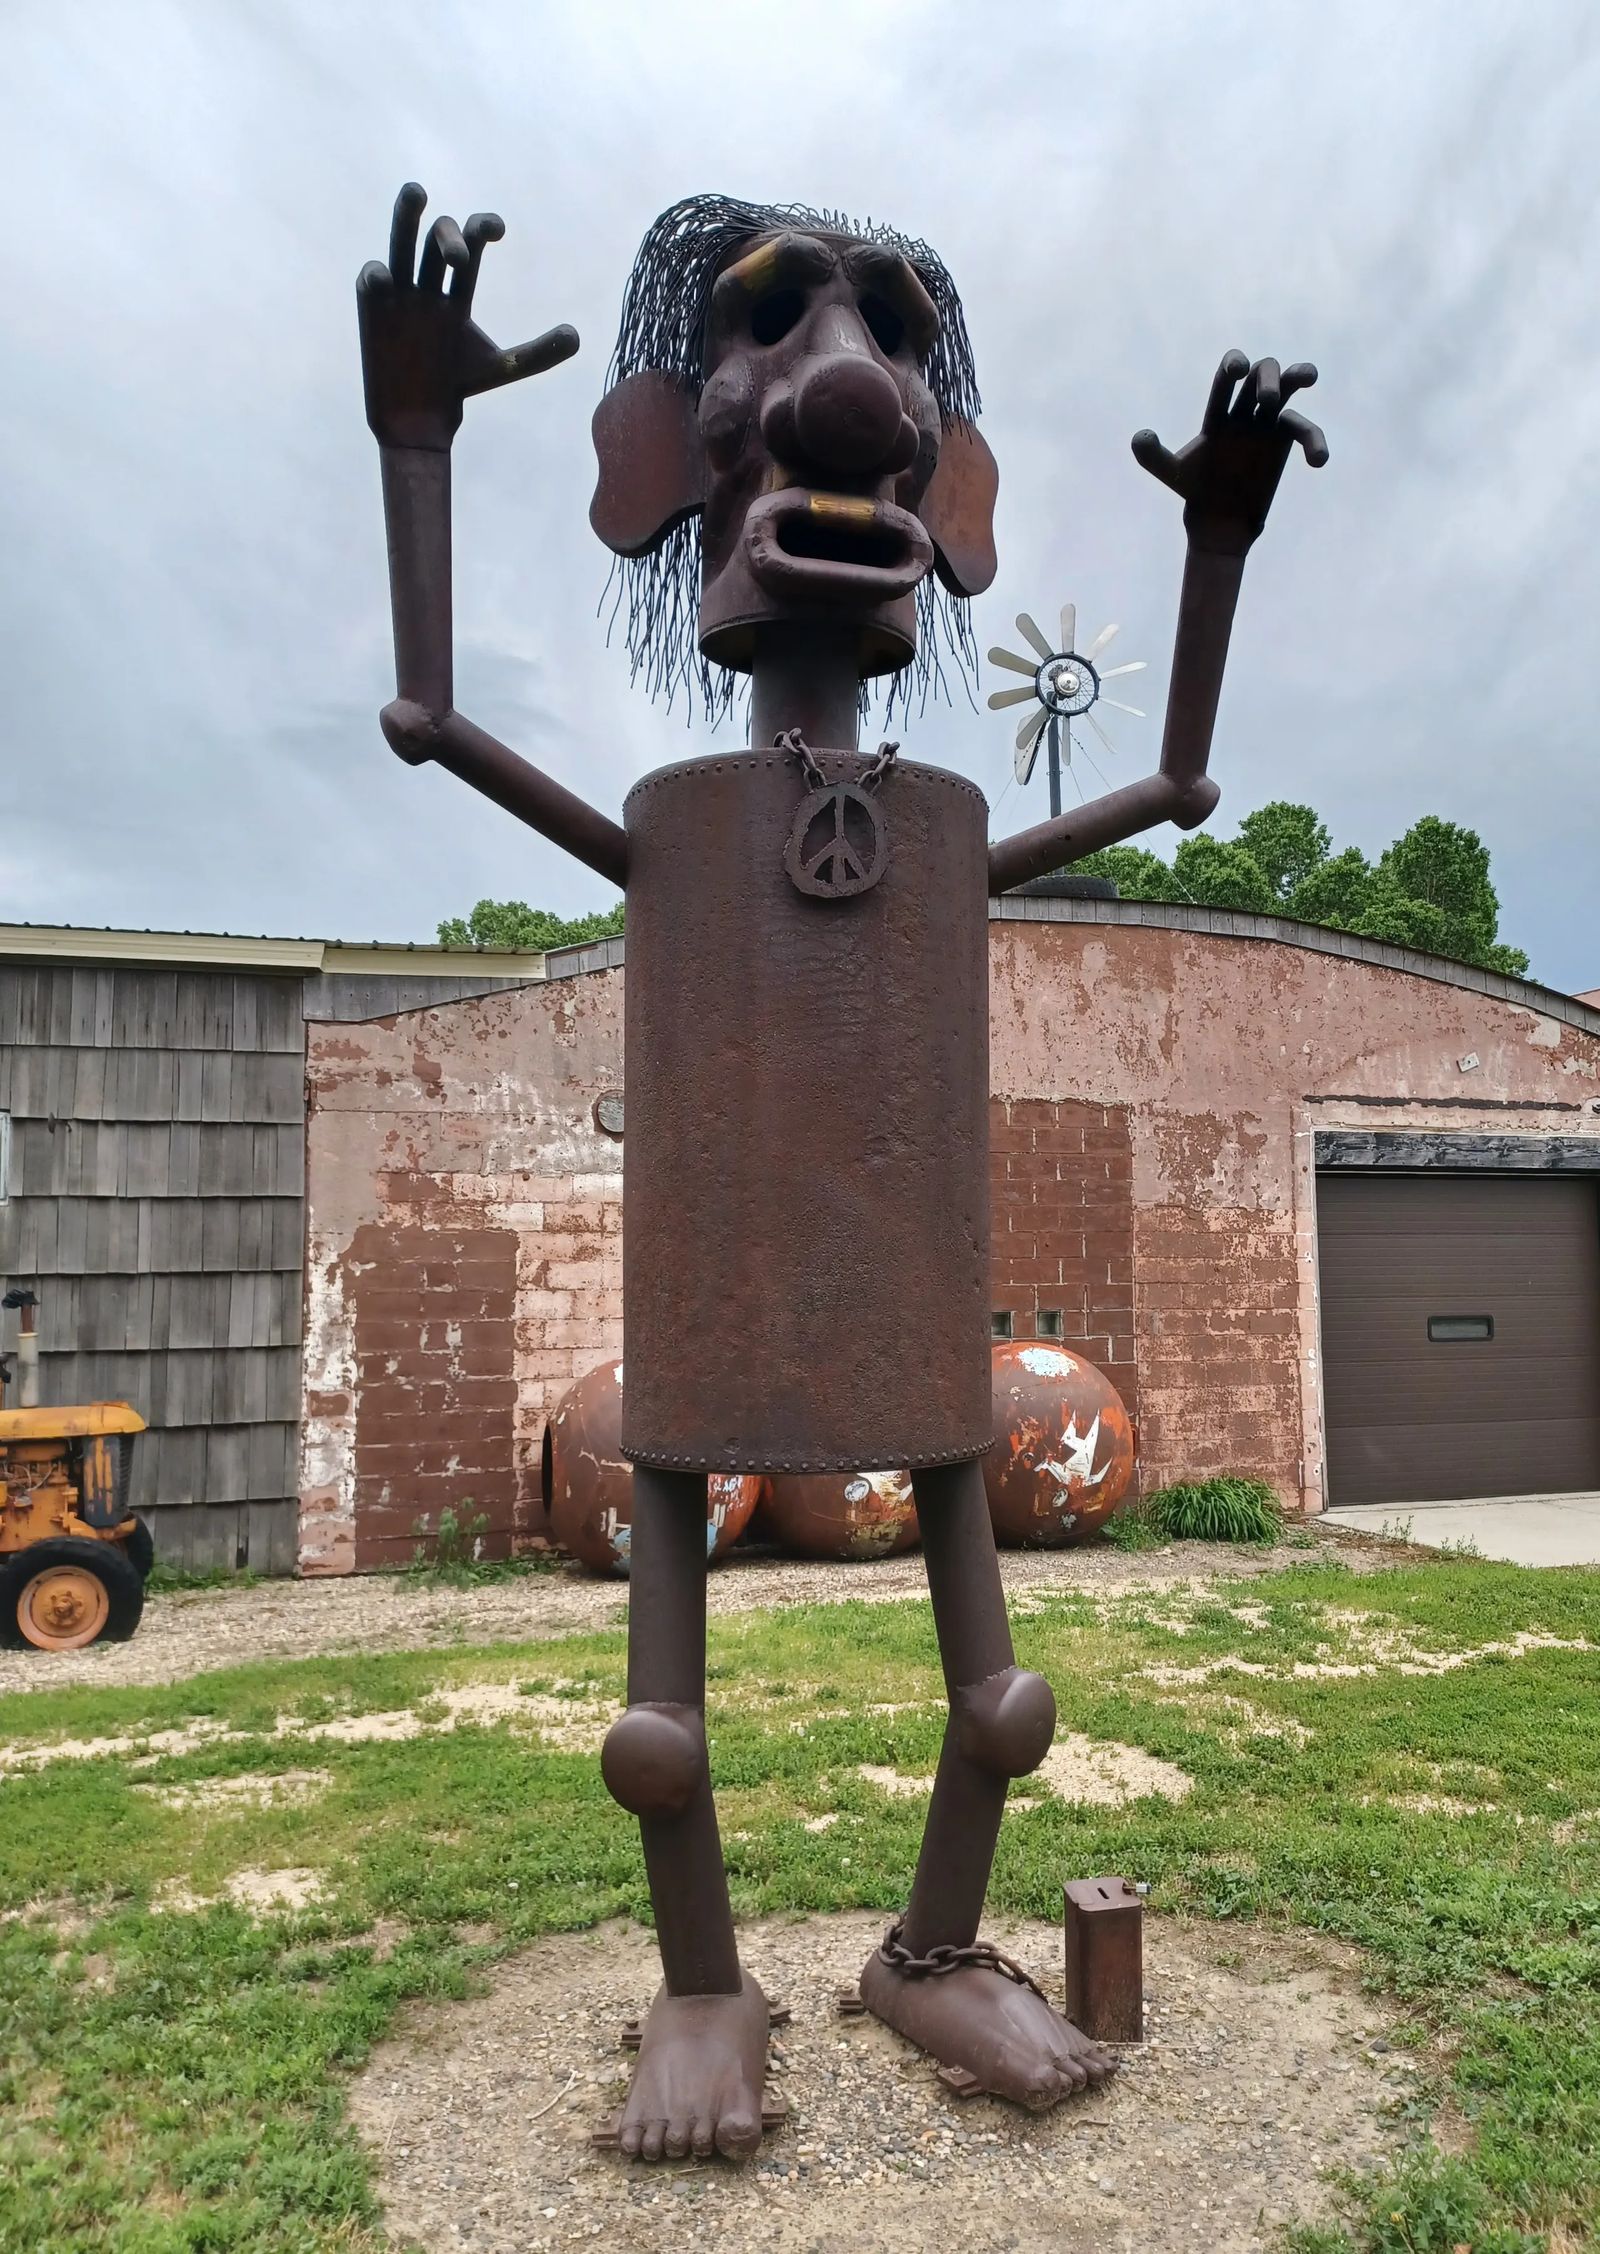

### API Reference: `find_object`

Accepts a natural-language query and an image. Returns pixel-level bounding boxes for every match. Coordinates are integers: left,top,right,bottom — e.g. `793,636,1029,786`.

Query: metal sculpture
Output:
984,1339,1137,1547
358,180,1326,2162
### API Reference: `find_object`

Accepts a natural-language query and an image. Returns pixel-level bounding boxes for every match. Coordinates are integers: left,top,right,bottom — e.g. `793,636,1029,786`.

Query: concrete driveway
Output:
1323,1493,1600,1566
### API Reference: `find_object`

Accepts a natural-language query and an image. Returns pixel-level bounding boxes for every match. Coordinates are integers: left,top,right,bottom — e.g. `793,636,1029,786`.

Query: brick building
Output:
298,901,1600,1574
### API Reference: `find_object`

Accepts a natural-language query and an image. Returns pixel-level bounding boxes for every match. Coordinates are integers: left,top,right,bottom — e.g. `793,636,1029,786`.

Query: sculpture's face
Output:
591,227,997,683
693,230,942,675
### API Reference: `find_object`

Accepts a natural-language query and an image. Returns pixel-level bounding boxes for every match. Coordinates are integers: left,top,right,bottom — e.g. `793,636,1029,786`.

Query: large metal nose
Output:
765,305,908,474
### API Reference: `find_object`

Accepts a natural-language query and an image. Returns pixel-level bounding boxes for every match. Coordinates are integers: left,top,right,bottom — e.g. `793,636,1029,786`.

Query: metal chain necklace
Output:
778,728,899,900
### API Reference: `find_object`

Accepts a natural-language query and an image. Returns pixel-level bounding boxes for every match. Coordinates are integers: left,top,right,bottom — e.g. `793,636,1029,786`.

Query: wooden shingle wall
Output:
0,965,304,1573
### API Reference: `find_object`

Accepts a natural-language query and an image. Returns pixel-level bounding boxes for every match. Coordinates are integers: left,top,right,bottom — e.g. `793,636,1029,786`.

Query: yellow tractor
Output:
0,1290,151,1651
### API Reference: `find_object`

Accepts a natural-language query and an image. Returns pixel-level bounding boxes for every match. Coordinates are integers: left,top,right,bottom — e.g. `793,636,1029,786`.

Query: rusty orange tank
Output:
983,1341,1135,1546
762,1469,919,1561
542,1359,761,1576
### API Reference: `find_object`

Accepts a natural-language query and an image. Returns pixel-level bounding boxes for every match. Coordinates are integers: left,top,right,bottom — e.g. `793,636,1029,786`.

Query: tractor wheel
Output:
121,1518,156,1581
0,1537,145,1652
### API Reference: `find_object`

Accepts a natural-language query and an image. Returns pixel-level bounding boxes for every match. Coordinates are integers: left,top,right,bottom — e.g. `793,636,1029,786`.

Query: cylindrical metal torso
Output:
620,745,991,1473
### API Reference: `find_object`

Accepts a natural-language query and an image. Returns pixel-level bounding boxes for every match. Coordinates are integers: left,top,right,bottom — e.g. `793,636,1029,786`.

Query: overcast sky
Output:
5,1,1598,988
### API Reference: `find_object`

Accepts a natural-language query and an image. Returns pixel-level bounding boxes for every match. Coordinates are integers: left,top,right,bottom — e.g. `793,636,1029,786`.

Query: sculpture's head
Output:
590,195,998,720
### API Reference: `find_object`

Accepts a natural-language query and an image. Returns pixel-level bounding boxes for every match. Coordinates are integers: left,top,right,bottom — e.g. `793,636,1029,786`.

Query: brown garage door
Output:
1318,1172,1600,1506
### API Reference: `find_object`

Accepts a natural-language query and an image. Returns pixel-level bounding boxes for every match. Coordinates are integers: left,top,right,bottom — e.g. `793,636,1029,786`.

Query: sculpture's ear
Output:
590,372,707,557
922,423,999,597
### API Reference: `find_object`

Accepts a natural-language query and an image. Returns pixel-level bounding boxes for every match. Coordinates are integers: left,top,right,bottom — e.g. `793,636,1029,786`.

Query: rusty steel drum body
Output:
763,1468,920,1560
619,746,992,1476
544,1358,762,1576
983,1340,1136,1546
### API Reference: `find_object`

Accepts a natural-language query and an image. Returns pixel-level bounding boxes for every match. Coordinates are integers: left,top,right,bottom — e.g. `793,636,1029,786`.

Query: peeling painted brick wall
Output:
299,974,623,1575
989,1099,1138,1428
301,919,1600,1568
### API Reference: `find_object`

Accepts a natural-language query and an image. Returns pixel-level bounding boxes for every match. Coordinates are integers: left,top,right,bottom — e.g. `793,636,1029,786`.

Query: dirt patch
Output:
349,1909,1412,2254
858,1737,1193,1812
155,1865,326,1915
133,1768,332,1812
0,1529,1381,1696
0,1679,614,1774
1035,1734,1193,1806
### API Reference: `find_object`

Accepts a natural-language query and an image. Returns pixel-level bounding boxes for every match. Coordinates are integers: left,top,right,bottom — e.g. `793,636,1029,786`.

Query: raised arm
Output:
358,184,628,888
987,352,1327,896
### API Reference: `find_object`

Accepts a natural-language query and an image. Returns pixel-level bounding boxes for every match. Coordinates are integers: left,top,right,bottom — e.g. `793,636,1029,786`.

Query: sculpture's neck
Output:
748,625,862,753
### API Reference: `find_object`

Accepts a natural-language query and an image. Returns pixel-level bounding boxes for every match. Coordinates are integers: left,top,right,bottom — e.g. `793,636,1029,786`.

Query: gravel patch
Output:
0,1530,1381,1697
349,1908,1412,2253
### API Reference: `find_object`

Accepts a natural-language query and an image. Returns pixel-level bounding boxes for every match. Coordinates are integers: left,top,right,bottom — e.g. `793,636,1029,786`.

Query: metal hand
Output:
357,182,578,452
1131,352,1327,554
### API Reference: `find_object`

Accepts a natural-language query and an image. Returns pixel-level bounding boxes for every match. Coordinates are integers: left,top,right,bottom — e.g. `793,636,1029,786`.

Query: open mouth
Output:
744,489,932,604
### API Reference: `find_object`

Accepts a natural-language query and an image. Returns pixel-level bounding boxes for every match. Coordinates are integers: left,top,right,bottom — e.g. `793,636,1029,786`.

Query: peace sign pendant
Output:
784,781,888,899
778,730,897,901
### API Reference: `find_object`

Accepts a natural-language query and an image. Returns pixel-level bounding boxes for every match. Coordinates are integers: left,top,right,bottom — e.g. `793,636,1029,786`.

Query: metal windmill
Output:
987,605,1147,818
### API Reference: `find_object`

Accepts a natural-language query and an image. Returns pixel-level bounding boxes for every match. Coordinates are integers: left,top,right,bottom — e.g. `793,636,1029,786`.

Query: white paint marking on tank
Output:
1018,1346,1076,1378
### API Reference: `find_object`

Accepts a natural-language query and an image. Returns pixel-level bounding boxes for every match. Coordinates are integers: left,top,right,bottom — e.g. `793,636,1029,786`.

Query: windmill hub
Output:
1038,653,1099,718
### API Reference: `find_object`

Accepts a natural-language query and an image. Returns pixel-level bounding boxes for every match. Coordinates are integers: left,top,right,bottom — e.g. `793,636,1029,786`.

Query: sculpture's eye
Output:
859,293,905,357
750,289,805,346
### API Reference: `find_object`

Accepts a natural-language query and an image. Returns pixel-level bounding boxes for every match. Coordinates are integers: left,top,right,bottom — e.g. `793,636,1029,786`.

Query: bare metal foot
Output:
614,1971,771,2162
859,1949,1117,2109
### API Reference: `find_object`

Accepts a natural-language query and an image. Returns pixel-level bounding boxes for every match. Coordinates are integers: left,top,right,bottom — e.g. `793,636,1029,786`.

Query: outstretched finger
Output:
1240,356,1281,419
418,215,469,294
1281,361,1318,402
356,259,393,299
1131,427,1183,492
1202,349,1250,434
1280,409,1329,467
388,181,427,287
463,321,581,395
455,211,505,312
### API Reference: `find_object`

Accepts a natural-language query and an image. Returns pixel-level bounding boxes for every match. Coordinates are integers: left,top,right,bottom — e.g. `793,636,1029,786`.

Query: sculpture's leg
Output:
859,1457,1118,2106
600,1466,769,2161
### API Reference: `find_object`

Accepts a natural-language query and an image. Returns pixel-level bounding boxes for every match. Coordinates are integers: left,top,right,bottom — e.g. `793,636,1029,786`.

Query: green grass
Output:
1145,1476,1286,1543
2,1558,1598,2250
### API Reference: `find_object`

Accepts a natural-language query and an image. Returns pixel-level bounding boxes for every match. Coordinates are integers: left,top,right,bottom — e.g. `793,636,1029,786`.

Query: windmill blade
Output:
988,645,1036,678
1097,660,1147,680
1085,710,1120,759
1015,704,1048,753
1102,697,1145,718
1059,601,1076,656
1016,612,1053,660
987,683,1037,710
1086,621,1120,660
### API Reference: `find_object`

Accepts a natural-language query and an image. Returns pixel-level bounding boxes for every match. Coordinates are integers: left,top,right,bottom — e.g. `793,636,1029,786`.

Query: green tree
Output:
437,898,625,951
1069,845,1182,902
1285,844,1374,930
1067,805,1529,977
1171,834,1276,913
1233,801,1330,902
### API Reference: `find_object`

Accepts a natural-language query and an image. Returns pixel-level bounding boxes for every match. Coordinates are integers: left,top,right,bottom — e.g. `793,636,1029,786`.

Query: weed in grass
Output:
1145,1477,1285,1544
146,1562,262,1594
1100,1496,1169,1551
404,1503,561,1587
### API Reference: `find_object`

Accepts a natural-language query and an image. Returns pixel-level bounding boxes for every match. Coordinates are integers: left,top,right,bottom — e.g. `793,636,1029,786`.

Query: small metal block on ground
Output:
1064,1875,1144,2042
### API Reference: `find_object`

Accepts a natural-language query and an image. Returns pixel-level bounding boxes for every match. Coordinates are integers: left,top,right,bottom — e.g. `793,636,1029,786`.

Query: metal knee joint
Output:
955,1666,1056,1778
600,1702,706,1817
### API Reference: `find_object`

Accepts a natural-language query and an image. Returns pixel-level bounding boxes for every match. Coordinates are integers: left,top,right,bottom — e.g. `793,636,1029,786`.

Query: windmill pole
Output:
1047,713,1062,819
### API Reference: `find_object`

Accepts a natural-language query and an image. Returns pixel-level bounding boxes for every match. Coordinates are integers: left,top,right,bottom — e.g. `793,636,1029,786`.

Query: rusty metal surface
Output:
983,1341,1136,1547
763,1468,918,1561
1063,1877,1145,2044
544,1358,761,1574
619,747,991,1473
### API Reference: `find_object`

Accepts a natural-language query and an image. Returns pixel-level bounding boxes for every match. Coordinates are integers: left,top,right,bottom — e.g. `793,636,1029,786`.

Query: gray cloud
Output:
4,0,1597,984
